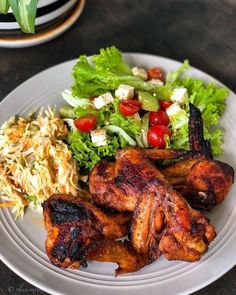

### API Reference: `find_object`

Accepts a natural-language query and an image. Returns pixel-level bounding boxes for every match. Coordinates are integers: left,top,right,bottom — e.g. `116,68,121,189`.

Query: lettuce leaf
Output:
166,60,189,84
66,98,141,169
72,46,159,98
67,131,120,170
179,78,228,128
167,62,229,156
92,46,132,75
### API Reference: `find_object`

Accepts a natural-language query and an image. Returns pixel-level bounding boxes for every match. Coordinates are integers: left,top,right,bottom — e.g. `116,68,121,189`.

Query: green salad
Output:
59,46,228,170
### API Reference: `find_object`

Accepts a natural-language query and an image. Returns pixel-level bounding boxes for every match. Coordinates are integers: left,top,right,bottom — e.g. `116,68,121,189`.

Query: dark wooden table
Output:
0,0,235,294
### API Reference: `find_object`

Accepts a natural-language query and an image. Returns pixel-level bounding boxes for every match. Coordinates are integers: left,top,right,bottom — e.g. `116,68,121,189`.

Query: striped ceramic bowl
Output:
0,0,79,32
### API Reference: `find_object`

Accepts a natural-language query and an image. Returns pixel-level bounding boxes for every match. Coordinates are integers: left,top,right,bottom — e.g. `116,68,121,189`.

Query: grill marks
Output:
49,199,90,225
43,194,146,274
43,195,103,267
115,160,156,195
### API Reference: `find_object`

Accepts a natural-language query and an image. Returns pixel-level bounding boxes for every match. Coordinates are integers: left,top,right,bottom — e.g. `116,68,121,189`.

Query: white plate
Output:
0,53,235,295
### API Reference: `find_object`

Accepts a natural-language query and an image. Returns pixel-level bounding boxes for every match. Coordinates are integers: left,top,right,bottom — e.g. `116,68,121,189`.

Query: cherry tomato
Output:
160,100,173,110
119,100,141,116
74,114,97,132
149,110,170,126
148,67,165,81
147,125,172,148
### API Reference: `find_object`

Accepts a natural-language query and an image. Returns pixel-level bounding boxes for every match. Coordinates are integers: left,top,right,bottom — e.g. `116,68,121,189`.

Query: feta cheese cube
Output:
166,102,181,117
147,79,164,86
170,87,188,103
93,92,114,109
115,84,134,100
132,67,148,80
91,129,107,146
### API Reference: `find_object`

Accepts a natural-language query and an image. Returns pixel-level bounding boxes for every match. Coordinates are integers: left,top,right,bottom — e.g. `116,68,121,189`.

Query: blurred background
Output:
0,0,236,294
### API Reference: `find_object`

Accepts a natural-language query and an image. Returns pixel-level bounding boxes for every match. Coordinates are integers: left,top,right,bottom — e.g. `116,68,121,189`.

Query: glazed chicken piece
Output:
43,194,146,275
90,147,216,262
142,103,234,210
90,143,233,212
130,177,216,262
89,147,166,212
165,158,234,209
143,148,234,210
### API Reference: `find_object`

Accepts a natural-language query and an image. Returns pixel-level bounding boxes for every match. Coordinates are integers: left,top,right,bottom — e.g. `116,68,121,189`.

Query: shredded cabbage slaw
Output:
0,108,79,218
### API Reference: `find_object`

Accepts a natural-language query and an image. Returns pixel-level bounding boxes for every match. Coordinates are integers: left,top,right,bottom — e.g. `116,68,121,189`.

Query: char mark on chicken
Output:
89,148,166,212
43,194,146,275
189,103,213,159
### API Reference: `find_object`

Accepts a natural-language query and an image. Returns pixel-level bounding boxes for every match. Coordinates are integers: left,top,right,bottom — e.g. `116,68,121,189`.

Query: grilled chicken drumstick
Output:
143,148,234,210
43,194,146,275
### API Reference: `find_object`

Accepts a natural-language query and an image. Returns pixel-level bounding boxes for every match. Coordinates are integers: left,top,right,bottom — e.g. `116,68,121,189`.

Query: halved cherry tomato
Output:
149,110,170,126
160,100,173,110
147,125,172,148
148,67,165,81
74,114,97,132
119,100,141,116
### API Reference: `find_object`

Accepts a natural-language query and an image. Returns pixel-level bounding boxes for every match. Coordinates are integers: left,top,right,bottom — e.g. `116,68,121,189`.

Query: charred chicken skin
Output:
90,147,216,262
43,194,146,275
89,147,166,212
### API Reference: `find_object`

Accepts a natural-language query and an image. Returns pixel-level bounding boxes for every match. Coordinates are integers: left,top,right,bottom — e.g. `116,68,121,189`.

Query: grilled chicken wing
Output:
89,147,166,212
130,179,216,262
90,147,216,262
43,194,146,275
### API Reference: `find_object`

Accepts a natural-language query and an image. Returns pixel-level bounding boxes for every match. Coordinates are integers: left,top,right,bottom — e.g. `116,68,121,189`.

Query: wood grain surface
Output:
0,0,235,294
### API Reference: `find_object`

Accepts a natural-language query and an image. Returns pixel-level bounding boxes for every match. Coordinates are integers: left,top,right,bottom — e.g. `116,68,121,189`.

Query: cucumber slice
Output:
138,91,159,112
